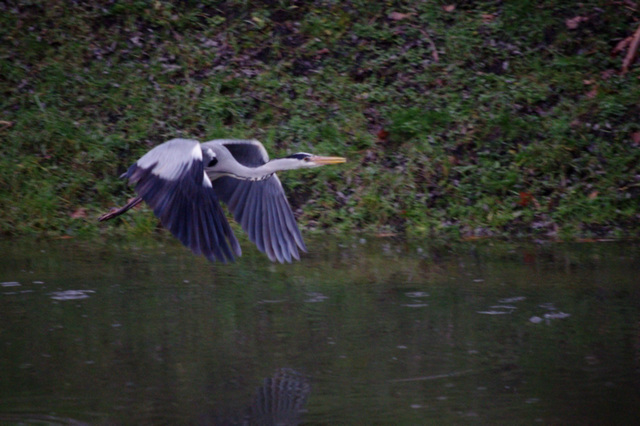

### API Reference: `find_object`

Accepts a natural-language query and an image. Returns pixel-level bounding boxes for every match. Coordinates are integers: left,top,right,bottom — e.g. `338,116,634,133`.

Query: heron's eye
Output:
207,158,218,167
303,157,310,162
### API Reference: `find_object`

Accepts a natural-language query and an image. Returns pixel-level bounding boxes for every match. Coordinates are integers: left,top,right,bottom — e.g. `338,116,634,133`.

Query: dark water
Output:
1,237,639,425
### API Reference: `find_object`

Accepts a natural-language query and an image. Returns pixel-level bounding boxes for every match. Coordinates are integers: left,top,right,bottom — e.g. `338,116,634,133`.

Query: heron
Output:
99,138,346,263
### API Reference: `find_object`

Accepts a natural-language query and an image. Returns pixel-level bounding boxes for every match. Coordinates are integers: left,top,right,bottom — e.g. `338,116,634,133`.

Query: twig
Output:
420,29,440,62
248,94,288,111
389,369,474,383
622,23,640,74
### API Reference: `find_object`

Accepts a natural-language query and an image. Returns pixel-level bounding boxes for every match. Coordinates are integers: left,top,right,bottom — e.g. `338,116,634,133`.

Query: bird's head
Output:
285,152,347,169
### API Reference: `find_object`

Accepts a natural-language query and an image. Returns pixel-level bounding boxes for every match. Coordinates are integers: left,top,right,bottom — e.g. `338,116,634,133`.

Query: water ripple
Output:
305,292,329,303
499,296,526,303
404,291,429,298
401,303,429,308
49,290,95,301
544,311,571,320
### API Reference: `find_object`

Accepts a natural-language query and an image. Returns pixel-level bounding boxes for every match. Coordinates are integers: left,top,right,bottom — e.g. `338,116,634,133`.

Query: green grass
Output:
1,0,639,240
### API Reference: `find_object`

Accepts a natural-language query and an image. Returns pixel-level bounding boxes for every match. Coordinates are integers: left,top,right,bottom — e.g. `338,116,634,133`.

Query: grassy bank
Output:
2,0,639,241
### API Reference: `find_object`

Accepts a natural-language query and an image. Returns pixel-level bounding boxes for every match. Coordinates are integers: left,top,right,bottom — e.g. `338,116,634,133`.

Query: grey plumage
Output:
100,138,346,263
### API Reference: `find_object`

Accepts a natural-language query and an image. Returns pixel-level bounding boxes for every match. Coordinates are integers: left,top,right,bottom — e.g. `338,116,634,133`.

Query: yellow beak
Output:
309,156,347,165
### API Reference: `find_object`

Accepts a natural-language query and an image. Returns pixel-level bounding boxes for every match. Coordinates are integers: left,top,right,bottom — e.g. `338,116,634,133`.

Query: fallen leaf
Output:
481,14,496,23
585,87,598,99
70,208,88,219
377,128,389,141
612,36,632,55
582,79,594,85
631,131,640,146
376,232,398,238
601,69,616,80
518,192,534,207
566,16,587,30
588,191,599,200
389,11,414,21
443,5,456,13
461,235,489,241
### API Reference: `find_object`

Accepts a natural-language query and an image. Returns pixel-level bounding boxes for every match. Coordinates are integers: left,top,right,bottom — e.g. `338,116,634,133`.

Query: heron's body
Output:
100,138,346,263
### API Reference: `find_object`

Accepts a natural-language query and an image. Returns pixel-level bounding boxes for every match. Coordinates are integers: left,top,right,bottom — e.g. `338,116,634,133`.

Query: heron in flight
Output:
99,138,346,263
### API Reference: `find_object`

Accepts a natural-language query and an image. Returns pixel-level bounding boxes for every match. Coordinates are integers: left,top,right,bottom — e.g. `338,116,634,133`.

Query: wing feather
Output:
126,139,241,263
265,182,288,263
271,194,295,262
265,197,279,262
274,181,307,253
251,187,266,254
211,175,306,263
269,194,289,263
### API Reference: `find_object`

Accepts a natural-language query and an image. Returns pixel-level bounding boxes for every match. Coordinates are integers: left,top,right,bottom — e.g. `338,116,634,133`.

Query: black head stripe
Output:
204,148,218,168
286,153,311,160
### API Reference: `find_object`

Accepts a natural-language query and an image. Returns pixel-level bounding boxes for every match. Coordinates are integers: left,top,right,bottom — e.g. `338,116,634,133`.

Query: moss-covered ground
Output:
2,1,639,241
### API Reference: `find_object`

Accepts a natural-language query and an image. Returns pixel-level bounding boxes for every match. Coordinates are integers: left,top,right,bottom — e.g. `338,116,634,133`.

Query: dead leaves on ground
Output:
621,23,640,74
388,12,414,21
610,22,640,75
565,16,588,30
70,208,88,219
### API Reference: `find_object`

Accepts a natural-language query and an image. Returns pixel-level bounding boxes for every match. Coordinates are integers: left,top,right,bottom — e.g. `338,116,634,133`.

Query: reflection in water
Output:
401,291,429,308
0,413,91,425
304,292,329,303
245,368,310,426
0,238,639,424
201,368,310,426
499,296,526,303
49,289,95,301
476,305,517,315
477,295,573,321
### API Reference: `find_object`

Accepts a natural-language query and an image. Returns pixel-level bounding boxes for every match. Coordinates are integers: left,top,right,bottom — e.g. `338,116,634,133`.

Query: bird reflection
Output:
200,368,311,426
245,368,310,425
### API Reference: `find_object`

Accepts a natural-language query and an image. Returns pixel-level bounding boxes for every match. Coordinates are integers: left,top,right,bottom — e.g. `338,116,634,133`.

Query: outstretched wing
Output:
126,138,241,263
203,140,306,263
212,175,307,263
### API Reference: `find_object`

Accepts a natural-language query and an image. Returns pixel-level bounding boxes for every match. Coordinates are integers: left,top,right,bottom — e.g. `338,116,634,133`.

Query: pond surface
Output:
1,236,639,425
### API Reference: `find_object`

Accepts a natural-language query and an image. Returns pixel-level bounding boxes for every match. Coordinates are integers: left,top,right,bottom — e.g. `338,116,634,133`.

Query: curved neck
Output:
209,158,301,181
